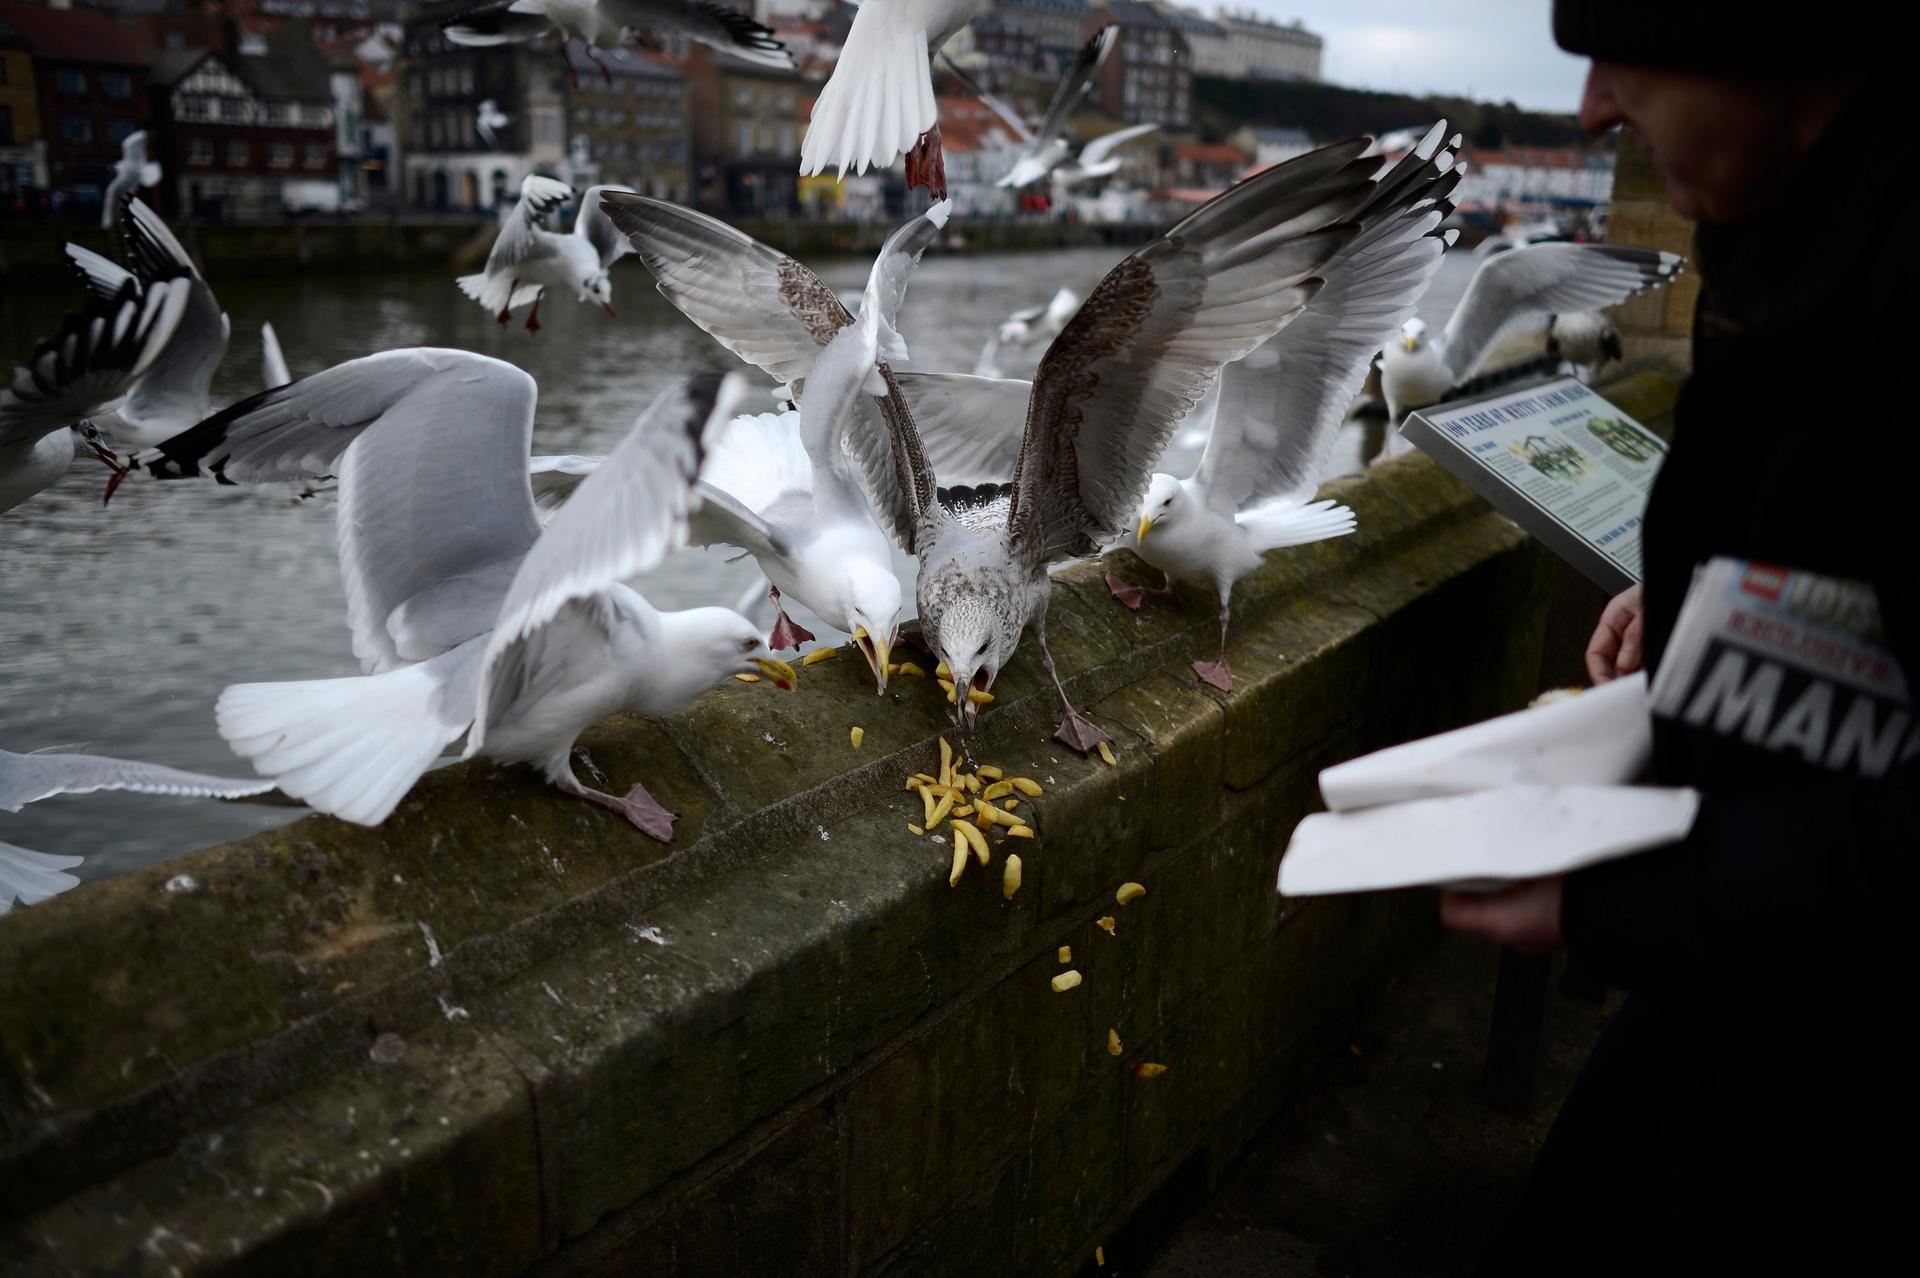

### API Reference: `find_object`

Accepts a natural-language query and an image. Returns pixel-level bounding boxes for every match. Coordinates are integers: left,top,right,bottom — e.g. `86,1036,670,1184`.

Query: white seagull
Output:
457,176,634,332
1378,241,1684,442
476,98,510,149
1545,310,1625,383
800,0,983,198
996,285,1079,350
881,141,1388,750
602,195,951,682
946,26,1155,191
1118,126,1464,690
65,197,231,451
167,357,792,837
1,264,190,513
444,0,791,85
101,129,161,229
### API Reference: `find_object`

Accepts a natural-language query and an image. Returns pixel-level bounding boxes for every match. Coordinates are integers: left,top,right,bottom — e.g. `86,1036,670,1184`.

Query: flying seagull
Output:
997,286,1078,350
101,129,162,230
444,0,790,86
64,197,232,451
1545,310,1624,383
457,176,634,332
1,256,190,513
476,98,510,149
169,357,792,837
944,26,1151,191
1378,241,1684,447
606,195,948,677
800,0,983,199
1122,126,1464,689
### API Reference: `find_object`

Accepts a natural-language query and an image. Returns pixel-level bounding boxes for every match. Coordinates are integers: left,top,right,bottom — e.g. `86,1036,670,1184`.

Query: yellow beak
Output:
752,657,797,691
1136,513,1156,542
1403,335,1417,351
852,626,894,692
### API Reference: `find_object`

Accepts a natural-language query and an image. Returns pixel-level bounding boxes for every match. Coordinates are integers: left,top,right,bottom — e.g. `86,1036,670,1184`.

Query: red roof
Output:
1172,142,1249,165
0,0,150,66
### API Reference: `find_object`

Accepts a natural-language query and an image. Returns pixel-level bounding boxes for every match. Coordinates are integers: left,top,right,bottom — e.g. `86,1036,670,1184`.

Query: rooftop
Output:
0,0,151,66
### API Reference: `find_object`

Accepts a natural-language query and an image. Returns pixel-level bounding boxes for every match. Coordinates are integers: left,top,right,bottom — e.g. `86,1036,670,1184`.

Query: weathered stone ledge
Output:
1,446,1556,1276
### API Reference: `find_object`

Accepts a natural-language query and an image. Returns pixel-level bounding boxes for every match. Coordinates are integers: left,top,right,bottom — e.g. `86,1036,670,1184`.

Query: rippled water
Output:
0,238,1477,884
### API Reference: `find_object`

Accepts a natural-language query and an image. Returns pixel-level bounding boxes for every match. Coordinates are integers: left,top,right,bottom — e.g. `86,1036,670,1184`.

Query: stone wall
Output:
0,453,1556,1276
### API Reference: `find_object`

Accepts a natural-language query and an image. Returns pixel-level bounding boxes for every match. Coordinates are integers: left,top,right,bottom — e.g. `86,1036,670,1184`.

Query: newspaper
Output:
1401,377,1666,594
1649,558,1916,778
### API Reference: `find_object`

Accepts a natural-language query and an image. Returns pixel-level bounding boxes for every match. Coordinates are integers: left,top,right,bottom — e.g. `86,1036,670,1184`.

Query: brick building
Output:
0,0,151,211
564,43,688,203
0,11,45,202
149,46,336,219
683,45,806,216
1085,1,1192,130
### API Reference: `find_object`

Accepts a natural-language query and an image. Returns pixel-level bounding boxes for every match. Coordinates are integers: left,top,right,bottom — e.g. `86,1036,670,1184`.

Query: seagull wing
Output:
528,453,603,520
1007,139,1380,563
1033,24,1115,147
1078,122,1156,168
64,243,134,301
940,52,1035,146
892,372,1030,484
260,321,291,388
1197,125,1461,513
470,371,749,751
485,174,573,274
606,0,792,68
0,841,84,913
138,349,544,673
443,1,552,46
574,184,637,269
687,411,803,557
0,747,273,813
117,199,228,437
1,275,191,448
1439,242,1684,382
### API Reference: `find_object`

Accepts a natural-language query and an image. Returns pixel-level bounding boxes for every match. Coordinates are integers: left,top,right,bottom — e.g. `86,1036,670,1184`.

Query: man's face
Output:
1579,62,1848,223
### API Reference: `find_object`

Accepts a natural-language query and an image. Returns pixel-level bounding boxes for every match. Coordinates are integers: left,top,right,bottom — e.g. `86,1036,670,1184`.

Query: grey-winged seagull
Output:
101,129,161,230
457,176,634,332
444,0,790,85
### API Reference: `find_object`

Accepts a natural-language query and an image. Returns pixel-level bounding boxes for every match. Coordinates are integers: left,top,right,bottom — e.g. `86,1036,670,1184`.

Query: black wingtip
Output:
936,482,1015,515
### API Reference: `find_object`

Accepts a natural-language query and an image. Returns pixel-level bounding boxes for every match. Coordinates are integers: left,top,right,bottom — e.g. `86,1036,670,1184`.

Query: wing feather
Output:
0,747,272,812
1440,242,1684,381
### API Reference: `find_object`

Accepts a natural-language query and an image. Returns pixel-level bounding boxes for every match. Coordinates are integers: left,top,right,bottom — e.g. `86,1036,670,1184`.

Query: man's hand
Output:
1439,876,1565,955
1586,584,1646,685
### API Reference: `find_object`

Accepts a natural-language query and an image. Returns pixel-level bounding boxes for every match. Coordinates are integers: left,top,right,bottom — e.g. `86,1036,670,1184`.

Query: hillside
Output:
1192,76,1598,150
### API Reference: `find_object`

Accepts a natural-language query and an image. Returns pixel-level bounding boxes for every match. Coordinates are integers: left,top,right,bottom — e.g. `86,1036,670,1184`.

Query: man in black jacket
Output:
1441,7,1915,1273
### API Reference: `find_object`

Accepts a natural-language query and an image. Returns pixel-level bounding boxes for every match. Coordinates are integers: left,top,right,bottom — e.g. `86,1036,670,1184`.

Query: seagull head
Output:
583,271,615,316
1135,472,1185,543
680,607,796,693
923,594,1010,732
996,318,1030,347
841,561,902,694
1400,317,1427,353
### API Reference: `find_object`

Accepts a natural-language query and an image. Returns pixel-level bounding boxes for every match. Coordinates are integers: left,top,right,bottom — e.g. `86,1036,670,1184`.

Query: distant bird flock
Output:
1,32,1686,917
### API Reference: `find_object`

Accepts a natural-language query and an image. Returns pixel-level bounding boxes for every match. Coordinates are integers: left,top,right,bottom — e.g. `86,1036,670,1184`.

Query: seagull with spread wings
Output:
1,251,190,513
606,196,949,681
457,176,634,332
444,0,790,86
944,26,1154,191
101,129,161,230
158,359,792,837
1378,240,1684,443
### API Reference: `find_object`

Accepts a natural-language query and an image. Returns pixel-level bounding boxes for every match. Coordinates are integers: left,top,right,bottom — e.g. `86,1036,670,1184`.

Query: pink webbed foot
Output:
1105,574,1175,611
573,779,677,842
767,609,815,651
904,124,948,200
1053,706,1112,754
1192,657,1234,692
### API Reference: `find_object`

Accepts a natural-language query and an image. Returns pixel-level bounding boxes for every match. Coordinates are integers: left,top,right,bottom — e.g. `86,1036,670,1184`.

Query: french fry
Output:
908,823,924,836
975,803,1027,831
1097,741,1117,767
952,804,973,818
1002,799,1020,811
976,765,1004,781
1007,825,1035,839
1097,915,1117,936
982,780,1014,801
895,661,928,678
948,843,969,888
1003,854,1022,898
1010,777,1044,797
802,647,836,666
935,660,952,679
919,786,938,826
1107,1029,1122,1057
928,791,955,830
1051,970,1082,993
850,726,865,749
733,673,761,683
1058,946,1072,963
1116,882,1146,905
938,737,954,787
1097,1247,1106,1267
955,818,990,866
1129,1062,1168,1079
967,688,994,705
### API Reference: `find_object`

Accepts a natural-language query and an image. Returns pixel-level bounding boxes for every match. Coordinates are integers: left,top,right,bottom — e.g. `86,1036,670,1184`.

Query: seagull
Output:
944,26,1153,191
0,744,275,914
1546,310,1624,383
101,129,161,230
167,358,792,837
996,286,1078,349
1,263,190,513
476,98,509,149
602,196,950,682
260,321,291,387
444,0,790,87
1120,126,1464,691
457,176,634,332
1378,241,1684,447
800,0,983,199
881,142,1388,749
64,197,231,450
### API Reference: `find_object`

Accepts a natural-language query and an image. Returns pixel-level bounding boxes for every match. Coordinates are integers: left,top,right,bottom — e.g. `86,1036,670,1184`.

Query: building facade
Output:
0,0,151,211
1085,1,1193,130
973,0,1091,76
0,13,46,203
148,47,337,219
564,44,688,202
1182,8,1322,82
683,46,805,216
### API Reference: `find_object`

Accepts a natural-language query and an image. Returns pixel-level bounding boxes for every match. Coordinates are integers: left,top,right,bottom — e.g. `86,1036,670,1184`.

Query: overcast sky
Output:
1233,1,1591,113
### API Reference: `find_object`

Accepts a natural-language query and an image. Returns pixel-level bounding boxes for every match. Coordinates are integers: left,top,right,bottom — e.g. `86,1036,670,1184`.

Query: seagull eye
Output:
739,638,757,653
975,641,990,658
1162,498,1173,508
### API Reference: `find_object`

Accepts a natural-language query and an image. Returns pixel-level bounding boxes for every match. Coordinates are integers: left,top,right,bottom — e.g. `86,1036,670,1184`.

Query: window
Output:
54,68,86,97
100,72,132,101
227,139,249,166
60,113,93,144
270,140,293,168
305,144,328,170
733,85,751,109
189,137,214,166
733,120,752,157
107,118,135,144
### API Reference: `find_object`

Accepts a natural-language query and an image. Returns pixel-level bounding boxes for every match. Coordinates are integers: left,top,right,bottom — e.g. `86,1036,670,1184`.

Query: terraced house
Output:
0,0,150,211
149,45,336,219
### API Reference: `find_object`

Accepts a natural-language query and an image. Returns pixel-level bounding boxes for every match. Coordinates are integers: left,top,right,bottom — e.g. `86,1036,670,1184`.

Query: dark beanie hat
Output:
1553,2,1864,74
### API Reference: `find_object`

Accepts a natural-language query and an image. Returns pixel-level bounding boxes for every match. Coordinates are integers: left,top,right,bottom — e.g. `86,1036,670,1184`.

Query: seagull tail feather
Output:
1236,498,1357,553
799,3,934,178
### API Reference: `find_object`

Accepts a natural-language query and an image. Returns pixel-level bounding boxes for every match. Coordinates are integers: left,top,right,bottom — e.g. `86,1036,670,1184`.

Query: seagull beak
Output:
1136,513,1155,542
1403,335,1418,352
752,657,796,691
852,626,893,694
602,302,618,318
